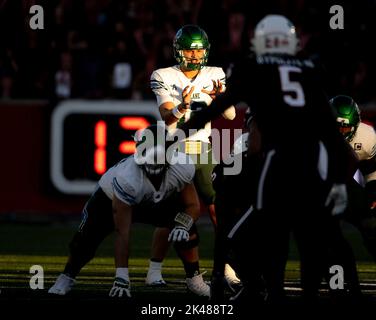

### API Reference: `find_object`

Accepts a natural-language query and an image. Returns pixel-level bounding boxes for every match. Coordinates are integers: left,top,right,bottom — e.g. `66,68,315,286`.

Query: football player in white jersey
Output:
330,95,376,260
147,25,240,291
48,123,210,298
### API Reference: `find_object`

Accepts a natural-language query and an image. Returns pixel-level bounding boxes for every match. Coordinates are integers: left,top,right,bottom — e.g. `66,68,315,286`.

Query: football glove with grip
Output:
109,277,131,298
168,226,189,242
325,183,348,216
168,212,193,242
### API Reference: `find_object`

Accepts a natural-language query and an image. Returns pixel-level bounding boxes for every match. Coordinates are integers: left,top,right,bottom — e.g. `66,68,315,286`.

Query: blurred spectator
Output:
55,51,73,99
0,49,18,99
0,0,375,105
132,58,156,101
110,38,133,99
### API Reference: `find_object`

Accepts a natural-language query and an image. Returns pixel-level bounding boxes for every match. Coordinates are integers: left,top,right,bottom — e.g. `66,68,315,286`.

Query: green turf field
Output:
0,220,375,309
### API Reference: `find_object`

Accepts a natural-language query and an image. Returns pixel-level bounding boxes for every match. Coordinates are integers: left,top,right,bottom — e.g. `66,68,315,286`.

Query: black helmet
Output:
173,25,210,71
329,95,361,142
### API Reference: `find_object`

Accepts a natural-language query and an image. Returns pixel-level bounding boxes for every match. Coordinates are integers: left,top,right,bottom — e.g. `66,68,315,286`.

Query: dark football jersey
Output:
226,54,334,149
180,53,354,183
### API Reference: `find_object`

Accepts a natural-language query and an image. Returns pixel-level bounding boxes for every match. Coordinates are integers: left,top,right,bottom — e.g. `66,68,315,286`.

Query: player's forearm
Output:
184,202,201,221
114,231,130,267
112,196,132,268
159,103,189,126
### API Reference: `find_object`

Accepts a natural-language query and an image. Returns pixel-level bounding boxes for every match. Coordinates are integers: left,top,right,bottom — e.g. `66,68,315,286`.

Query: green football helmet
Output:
329,95,361,142
173,25,210,71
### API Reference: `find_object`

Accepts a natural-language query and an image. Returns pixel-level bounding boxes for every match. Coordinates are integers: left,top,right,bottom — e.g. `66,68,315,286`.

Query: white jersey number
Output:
278,66,306,107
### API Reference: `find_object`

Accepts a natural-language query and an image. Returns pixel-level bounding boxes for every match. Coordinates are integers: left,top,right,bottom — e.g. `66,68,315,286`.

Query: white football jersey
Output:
98,152,195,205
350,122,376,183
150,65,226,142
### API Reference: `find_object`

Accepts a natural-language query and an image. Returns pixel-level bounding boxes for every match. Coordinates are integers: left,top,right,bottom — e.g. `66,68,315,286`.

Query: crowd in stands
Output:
0,0,375,105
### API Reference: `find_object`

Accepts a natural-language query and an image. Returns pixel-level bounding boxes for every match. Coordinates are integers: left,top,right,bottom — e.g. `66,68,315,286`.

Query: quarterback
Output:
146,24,240,294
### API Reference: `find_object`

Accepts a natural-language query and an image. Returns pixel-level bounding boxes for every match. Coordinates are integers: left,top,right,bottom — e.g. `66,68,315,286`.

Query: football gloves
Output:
325,183,348,216
168,226,189,242
168,212,193,242
109,277,131,298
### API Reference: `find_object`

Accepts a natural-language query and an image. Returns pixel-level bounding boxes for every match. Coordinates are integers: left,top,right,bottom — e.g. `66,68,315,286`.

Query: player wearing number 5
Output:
179,15,355,302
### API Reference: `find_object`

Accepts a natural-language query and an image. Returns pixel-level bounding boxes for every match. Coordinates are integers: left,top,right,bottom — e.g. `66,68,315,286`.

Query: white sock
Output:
149,260,163,272
116,267,129,281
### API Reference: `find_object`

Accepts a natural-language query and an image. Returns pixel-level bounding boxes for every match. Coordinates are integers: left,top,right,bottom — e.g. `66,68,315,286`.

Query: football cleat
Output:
186,272,210,298
224,263,243,293
145,270,167,287
48,273,76,295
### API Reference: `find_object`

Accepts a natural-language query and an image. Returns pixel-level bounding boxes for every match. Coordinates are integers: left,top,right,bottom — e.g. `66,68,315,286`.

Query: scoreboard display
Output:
50,100,161,195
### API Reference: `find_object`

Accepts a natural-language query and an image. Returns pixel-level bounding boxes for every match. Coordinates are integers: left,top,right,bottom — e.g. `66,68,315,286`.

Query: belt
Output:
180,141,210,155
185,141,202,154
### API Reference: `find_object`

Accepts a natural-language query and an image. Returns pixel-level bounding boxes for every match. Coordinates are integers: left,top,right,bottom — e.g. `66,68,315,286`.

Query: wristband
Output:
174,212,193,230
116,267,129,280
172,105,184,119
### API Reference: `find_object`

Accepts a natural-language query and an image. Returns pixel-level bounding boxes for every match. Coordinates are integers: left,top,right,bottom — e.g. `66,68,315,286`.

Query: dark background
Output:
1,0,376,105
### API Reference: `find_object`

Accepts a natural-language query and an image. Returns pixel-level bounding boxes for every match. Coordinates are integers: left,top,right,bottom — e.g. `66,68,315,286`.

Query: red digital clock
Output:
50,100,161,194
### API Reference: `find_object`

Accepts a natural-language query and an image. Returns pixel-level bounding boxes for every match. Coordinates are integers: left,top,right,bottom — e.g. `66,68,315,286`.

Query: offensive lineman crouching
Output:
48,123,210,298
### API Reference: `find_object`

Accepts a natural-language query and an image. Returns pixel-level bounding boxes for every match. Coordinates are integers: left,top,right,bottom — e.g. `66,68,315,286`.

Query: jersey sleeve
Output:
112,175,138,206
358,124,376,181
362,124,376,160
150,70,173,106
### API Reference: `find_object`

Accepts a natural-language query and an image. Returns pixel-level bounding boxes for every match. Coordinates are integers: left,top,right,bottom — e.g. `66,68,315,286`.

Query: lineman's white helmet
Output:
251,15,299,55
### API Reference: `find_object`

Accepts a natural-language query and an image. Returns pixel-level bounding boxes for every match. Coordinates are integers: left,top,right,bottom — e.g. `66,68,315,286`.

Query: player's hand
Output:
325,183,347,216
181,85,195,109
109,277,131,298
201,80,223,99
168,226,189,242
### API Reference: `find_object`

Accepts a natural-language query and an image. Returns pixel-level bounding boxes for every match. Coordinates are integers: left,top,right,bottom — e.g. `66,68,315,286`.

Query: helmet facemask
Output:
337,123,357,142
141,145,168,176
174,48,210,71
134,124,172,177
